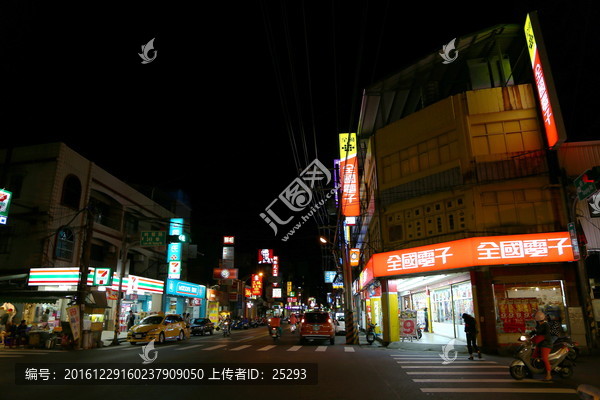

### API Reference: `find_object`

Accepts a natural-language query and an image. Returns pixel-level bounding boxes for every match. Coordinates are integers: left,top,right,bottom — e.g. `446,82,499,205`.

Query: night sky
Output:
2,1,598,298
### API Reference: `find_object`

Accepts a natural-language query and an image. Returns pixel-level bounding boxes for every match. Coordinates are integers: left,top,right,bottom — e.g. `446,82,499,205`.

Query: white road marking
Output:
175,344,203,351
413,379,542,383
344,347,355,352
287,346,302,352
406,371,508,375
202,345,227,351
315,346,327,352
230,345,252,351
397,361,498,364
401,365,508,369
257,345,277,351
420,388,577,394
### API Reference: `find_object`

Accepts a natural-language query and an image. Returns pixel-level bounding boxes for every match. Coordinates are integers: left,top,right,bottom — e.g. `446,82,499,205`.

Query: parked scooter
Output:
509,334,575,380
365,323,376,345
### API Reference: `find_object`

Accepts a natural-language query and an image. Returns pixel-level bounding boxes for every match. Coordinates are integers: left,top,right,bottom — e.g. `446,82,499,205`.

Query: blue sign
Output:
166,280,206,298
324,271,336,283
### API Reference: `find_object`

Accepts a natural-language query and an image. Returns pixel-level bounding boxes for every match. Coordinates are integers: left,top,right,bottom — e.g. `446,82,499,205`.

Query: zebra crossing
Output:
92,343,359,353
392,353,579,396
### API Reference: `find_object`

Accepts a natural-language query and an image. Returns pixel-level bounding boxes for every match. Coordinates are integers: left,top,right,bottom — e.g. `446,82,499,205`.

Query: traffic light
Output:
167,234,189,243
582,166,600,183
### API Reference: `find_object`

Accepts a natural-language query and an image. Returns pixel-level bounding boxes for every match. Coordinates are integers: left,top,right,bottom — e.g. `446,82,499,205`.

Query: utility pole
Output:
111,236,138,346
76,205,95,350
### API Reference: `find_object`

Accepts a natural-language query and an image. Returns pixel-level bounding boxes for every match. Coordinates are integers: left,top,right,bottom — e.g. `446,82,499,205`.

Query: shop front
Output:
164,279,206,318
365,232,580,349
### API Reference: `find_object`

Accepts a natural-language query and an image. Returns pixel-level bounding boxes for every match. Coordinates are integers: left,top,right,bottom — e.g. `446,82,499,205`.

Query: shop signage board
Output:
251,274,263,296
498,298,538,333
66,305,81,341
399,310,417,339
0,188,12,225
92,267,112,286
371,232,576,278
324,271,336,283
574,172,598,201
213,268,239,280
28,268,80,286
339,133,360,217
166,280,206,298
349,248,360,266
167,218,184,279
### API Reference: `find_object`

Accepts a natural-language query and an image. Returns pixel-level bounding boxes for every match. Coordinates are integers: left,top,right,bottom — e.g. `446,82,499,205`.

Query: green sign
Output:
140,231,166,246
574,173,597,201
0,188,12,225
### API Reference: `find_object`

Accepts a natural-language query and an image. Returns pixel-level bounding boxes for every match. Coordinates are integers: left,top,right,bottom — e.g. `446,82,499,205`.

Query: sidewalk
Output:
100,330,128,347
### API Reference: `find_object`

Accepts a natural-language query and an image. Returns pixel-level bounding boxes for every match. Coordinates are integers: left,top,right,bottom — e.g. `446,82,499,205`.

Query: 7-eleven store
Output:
357,232,584,353
27,267,164,335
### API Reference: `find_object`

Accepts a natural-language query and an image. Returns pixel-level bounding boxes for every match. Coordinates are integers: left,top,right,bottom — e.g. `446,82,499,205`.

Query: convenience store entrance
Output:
396,272,473,342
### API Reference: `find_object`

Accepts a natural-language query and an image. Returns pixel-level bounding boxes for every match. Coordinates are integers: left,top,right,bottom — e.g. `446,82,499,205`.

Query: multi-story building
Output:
0,142,201,344
349,22,599,353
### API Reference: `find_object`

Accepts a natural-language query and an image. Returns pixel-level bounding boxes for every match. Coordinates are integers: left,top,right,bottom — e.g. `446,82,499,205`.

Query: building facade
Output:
0,142,200,344
348,23,599,353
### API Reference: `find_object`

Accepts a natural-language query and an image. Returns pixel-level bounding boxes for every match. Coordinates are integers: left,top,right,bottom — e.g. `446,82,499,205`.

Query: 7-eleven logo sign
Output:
93,267,112,286
168,261,181,279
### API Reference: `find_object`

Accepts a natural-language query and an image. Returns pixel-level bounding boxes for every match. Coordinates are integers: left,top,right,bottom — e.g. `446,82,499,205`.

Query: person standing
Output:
126,310,135,330
462,313,481,360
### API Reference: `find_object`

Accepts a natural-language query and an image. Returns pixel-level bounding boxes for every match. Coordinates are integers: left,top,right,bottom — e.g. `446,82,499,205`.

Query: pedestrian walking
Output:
462,313,481,360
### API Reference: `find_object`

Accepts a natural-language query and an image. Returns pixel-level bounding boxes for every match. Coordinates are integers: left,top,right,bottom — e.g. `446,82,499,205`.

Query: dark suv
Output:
190,318,214,336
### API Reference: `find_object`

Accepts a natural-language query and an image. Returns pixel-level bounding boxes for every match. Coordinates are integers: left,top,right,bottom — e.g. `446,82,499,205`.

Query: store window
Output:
493,280,566,334
55,227,75,260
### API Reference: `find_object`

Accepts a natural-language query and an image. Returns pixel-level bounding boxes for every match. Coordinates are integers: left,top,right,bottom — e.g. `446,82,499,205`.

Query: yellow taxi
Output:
127,314,187,345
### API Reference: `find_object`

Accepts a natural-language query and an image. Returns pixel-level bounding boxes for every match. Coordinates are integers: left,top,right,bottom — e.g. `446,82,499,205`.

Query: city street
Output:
1,325,597,400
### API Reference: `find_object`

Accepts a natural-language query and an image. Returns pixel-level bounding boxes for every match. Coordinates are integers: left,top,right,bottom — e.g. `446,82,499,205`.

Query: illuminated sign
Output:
223,236,235,245
273,256,279,277
251,274,263,296
244,287,252,298
93,267,112,286
359,258,374,291
258,249,274,264
272,287,282,298
324,271,336,283
371,232,576,278
349,248,360,267
166,280,206,298
28,268,80,286
0,189,12,225
339,133,360,217
287,281,292,295
524,12,566,149
213,268,239,280
167,218,184,279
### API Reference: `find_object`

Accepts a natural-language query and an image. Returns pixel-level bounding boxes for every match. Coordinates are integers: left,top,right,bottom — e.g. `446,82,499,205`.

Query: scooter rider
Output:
531,310,553,381
268,315,282,337
289,313,297,332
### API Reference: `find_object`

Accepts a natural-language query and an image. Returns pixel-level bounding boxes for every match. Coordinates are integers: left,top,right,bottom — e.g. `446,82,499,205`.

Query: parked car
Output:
189,318,214,336
334,315,346,335
299,311,335,345
127,314,187,345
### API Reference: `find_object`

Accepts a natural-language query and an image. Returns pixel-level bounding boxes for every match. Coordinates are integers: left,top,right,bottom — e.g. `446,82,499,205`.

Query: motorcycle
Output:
290,323,297,334
222,321,231,337
553,336,579,361
509,334,575,380
269,325,281,341
365,323,376,345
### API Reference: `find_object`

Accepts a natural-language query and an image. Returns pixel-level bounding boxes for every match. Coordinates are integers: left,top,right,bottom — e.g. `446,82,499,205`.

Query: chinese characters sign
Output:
524,13,566,149
339,133,360,217
251,274,263,296
140,231,166,246
168,218,184,279
372,232,576,278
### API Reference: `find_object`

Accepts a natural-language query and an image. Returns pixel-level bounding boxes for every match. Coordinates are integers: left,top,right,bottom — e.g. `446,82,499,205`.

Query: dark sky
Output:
2,1,598,297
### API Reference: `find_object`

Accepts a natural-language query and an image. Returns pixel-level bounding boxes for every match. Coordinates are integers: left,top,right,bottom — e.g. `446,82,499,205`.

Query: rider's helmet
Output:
534,310,546,321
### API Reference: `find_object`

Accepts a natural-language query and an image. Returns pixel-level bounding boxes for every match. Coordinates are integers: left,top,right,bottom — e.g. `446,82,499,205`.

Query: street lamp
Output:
319,236,358,345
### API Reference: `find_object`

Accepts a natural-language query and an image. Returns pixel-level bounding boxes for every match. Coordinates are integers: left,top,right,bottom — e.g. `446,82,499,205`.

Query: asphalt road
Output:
1,326,597,400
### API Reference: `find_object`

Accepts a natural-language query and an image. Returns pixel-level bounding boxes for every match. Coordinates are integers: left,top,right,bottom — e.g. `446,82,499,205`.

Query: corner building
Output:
352,23,599,353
